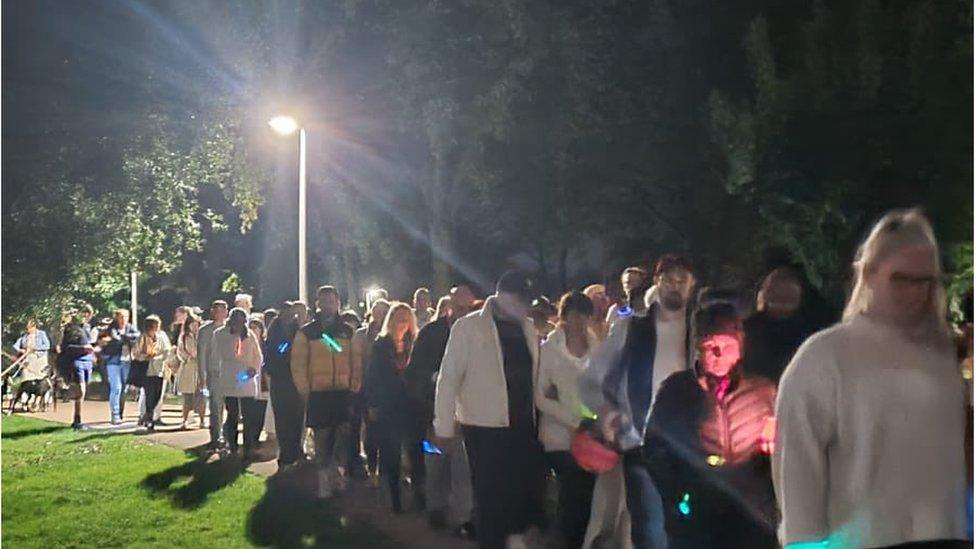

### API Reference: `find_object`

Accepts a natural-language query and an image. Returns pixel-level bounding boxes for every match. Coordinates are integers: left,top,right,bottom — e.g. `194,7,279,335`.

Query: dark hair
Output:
317,285,340,300
653,254,694,278
694,301,741,339
622,266,648,278
340,310,362,329
558,291,595,320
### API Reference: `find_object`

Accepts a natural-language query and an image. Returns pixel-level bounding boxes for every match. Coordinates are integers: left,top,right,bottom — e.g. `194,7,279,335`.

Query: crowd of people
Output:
6,208,974,549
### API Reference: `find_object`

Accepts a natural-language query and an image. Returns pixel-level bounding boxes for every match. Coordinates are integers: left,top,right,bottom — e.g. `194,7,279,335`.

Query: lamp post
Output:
268,115,307,303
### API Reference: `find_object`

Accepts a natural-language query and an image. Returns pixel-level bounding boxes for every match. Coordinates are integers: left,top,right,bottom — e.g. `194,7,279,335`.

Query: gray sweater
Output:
773,314,968,547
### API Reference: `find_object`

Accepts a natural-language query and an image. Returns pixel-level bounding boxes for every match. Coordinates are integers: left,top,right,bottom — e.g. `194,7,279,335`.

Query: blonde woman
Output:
364,301,419,513
774,209,968,548
133,315,172,431
175,311,205,430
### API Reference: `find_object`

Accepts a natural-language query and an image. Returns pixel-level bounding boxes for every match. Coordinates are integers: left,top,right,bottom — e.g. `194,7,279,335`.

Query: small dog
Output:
7,376,56,414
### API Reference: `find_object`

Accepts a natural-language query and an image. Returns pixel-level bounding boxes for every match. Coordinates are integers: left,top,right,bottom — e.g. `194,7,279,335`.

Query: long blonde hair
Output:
378,301,418,344
843,208,948,333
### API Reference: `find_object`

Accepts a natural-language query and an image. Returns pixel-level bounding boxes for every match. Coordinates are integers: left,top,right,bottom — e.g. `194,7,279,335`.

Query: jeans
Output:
105,356,131,420
207,374,223,447
623,450,668,549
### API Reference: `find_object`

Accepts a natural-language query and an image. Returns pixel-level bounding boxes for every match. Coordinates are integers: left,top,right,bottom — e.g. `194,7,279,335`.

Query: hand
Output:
367,407,380,422
598,409,621,445
758,416,777,455
246,368,257,378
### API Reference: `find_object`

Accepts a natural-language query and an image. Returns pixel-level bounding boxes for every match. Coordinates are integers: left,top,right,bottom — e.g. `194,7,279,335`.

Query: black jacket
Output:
264,319,300,379
364,336,411,425
402,317,451,427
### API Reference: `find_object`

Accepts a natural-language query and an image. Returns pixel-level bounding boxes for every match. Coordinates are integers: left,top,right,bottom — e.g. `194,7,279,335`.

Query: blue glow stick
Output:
421,439,443,455
277,341,290,354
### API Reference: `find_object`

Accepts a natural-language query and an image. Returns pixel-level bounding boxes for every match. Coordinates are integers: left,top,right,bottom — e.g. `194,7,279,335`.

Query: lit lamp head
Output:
268,115,299,136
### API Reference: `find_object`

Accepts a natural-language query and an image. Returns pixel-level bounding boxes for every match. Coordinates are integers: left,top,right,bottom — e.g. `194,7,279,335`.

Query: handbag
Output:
571,427,620,474
128,359,149,388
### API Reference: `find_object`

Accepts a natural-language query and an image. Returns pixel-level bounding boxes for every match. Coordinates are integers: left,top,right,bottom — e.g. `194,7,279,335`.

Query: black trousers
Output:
142,377,164,425
270,375,305,466
548,451,595,549
378,415,426,509
347,391,368,470
223,396,259,452
247,398,268,447
463,424,547,549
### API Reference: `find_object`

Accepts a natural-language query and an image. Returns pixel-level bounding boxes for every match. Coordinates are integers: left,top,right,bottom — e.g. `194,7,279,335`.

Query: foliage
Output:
1,115,265,333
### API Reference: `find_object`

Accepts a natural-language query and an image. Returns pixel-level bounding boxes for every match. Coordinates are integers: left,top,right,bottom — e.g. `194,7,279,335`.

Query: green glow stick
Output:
321,333,343,352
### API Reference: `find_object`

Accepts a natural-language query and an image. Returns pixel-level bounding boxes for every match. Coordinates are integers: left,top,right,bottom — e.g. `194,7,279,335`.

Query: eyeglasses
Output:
889,273,936,288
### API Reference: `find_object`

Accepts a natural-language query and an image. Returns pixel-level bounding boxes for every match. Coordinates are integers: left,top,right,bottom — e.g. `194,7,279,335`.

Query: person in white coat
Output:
209,307,263,459
434,270,546,549
774,209,969,549
536,291,599,549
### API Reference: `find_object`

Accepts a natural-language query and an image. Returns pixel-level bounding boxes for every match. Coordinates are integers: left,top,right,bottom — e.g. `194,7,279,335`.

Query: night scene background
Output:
3,0,973,329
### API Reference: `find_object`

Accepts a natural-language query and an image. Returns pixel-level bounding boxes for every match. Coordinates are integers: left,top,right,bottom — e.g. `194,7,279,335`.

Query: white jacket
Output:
535,327,597,452
434,295,540,438
208,326,263,398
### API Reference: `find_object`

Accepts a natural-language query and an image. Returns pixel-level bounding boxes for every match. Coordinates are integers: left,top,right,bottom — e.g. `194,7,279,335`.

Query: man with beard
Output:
581,255,697,549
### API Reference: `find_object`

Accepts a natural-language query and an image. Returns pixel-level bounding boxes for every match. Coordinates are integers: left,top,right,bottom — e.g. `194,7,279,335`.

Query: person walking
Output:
133,315,172,432
536,292,599,549
365,302,422,512
175,311,205,430
101,309,140,424
580,255,697,549
198,300,229,453
266,301,310,469
210,307,263,459
774,209,970,549
434,270,547,549
291,286,360,498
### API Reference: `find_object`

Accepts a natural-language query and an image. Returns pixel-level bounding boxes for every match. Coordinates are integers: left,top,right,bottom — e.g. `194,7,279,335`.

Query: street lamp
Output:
268,115,307,303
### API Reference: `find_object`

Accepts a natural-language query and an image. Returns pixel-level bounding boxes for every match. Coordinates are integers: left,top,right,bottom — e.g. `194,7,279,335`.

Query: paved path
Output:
16,393,477,549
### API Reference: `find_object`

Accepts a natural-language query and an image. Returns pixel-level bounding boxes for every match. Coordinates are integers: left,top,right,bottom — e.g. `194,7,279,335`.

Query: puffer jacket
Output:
290,314,359,397
698,374,776,465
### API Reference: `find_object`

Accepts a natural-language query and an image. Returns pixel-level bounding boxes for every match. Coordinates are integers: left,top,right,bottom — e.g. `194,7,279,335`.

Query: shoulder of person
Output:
778,322,846,389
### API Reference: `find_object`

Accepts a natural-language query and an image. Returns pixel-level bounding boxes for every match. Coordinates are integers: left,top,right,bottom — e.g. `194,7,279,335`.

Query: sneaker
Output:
368,475,381,488
71,422,89,431
457,521,477,540
111,416,122,425
506,534,528,549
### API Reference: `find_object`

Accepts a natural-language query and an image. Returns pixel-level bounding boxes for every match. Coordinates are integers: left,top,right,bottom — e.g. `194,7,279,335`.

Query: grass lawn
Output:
1,415,396,548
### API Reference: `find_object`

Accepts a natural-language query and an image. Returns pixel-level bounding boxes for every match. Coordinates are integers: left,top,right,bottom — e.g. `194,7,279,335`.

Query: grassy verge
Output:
1,415,396,548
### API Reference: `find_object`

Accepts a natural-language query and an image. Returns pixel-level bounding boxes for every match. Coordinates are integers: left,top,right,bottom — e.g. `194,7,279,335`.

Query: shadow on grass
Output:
247,467,364,548
141,456,247,509
1,424,65,440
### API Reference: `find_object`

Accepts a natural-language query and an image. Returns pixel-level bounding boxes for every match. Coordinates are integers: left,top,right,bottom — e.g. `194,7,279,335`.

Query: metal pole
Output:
130,271,138,327
298,128,307,304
